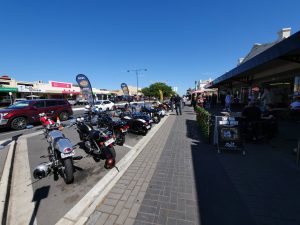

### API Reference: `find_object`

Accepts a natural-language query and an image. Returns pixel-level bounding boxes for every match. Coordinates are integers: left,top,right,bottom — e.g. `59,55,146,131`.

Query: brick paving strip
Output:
86,107,201,225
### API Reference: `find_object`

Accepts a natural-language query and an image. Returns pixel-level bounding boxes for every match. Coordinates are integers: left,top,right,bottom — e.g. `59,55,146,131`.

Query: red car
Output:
0,99,73,130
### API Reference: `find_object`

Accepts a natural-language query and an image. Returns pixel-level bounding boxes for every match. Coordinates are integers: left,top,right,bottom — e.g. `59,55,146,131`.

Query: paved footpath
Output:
85,106,300,225
85,107,201,225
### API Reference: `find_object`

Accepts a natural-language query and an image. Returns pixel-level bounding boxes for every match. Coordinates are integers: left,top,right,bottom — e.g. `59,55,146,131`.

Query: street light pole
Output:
127,69,147,96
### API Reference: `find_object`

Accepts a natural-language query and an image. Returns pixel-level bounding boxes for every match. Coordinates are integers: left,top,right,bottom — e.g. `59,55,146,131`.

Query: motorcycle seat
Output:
88,130,101,140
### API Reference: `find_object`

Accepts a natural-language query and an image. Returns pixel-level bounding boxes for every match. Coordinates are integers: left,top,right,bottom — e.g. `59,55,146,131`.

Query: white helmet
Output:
85,105,91,110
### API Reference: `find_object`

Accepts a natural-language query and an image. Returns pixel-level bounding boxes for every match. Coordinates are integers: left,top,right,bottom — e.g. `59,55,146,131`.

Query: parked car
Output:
94,100,115,111
0,99,73,130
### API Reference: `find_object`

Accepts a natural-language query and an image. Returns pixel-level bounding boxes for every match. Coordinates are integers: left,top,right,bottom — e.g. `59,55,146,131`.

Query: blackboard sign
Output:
216,116,245,155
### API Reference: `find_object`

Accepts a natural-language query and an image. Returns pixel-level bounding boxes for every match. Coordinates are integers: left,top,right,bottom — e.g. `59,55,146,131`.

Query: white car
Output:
94,100,115,111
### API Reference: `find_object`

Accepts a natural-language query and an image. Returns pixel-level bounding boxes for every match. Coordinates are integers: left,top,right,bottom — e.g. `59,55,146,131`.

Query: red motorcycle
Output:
39,113,63,136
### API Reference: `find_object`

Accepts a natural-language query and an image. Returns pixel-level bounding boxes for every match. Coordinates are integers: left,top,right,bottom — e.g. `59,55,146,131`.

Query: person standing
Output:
261,87,273,111
224,92,231,112
174,94,182,115
191,95,197,110
169,95,174,111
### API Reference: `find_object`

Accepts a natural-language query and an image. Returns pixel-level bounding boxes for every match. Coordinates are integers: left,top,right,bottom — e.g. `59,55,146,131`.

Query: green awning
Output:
0,87,18,92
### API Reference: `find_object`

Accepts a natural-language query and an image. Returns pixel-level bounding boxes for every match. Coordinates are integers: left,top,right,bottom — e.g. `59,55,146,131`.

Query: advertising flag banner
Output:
76,74,94,105
121,83,129,96
159,89,163,101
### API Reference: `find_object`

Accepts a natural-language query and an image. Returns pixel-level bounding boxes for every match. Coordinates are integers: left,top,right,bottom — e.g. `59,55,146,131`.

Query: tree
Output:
141,82,174,98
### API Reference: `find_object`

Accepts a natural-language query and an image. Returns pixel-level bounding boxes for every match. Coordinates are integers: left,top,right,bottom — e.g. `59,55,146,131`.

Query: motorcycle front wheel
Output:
153,115,161,123
62,158,74,184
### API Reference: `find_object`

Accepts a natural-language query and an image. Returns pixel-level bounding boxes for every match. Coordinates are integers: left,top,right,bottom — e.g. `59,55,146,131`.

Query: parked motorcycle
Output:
71,117,116,169
97,112,129,146
33,129,78,184
39,113,63,137
119,112,151,136
140,106,161,123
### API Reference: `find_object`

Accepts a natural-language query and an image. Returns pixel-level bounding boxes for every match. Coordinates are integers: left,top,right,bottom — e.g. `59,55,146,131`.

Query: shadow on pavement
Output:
186,119,254,225
187,117,300,225
30,185,50,225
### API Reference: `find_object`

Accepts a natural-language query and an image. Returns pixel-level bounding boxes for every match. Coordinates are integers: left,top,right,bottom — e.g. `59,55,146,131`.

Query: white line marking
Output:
0,140,15,221
7,138,36,225
123,144,133,149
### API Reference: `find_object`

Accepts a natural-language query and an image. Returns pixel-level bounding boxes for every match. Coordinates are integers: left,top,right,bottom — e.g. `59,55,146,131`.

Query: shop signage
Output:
62,90,80,94
17,85,43,93
216,116,243,151
50,81,72,88
0,87,18,92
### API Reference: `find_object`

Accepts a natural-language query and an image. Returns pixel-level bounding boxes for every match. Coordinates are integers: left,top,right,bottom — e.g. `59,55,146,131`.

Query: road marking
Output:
7,138,36,225
0,141,15,223
123,144,133,149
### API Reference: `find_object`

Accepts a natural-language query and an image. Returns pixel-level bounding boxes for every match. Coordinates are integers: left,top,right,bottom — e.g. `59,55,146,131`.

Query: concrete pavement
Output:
83,106,300,225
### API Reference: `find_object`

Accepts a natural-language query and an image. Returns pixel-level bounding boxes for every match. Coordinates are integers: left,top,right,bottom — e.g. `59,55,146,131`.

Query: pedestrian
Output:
174,94,182,115
182,95,187,107
260,87,273,112
224,92,231,112
191,95,197,110
169,95,174,111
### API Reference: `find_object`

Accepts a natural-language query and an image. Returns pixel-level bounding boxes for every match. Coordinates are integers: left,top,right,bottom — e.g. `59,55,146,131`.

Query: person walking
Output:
224,92,231,112
174,94,182,115
169,95,174,111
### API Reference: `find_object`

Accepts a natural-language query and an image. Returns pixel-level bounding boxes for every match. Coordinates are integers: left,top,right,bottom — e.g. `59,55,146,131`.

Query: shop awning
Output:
210,30,300,88
0,87,18,92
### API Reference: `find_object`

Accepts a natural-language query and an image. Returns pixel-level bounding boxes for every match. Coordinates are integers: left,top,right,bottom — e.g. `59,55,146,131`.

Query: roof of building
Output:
210,30,300,87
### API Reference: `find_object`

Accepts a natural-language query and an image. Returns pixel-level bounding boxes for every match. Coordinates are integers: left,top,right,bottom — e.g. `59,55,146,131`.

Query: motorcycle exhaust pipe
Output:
33,162,51,179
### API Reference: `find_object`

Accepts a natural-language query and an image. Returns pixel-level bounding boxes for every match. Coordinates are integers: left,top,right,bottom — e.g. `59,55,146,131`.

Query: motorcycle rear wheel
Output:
63,158,74,184
115,131,125,146
104,147,116,169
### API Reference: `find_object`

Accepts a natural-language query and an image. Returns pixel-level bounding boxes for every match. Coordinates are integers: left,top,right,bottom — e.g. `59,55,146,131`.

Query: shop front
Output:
210,30,300,108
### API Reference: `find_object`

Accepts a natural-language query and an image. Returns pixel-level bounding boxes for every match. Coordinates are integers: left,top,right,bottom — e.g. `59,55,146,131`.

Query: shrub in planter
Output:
195,106,211,140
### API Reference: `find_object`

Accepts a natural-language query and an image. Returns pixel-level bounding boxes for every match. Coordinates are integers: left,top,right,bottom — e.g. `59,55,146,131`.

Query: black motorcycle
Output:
140,106,161,123
70,117,116,169
119,112,151,136
97,112,129,146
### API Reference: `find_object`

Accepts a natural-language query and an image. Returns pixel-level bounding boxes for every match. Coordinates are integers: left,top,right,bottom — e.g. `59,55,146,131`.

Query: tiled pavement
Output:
86,106,300,225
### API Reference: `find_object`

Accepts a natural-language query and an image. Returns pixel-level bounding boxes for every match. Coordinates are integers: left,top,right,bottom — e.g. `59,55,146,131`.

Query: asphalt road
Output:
5,107,160,225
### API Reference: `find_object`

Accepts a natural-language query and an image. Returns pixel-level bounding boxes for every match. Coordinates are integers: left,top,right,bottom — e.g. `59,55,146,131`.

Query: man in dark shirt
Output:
242,102,261,121
241,102,262,140
174,95,182,115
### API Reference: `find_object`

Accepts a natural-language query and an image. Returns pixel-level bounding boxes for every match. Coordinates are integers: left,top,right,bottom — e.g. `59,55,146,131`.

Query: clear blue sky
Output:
1,0,300,95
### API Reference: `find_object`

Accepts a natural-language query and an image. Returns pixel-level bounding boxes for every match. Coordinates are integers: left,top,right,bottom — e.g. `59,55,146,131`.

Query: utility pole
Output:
127,69,147,97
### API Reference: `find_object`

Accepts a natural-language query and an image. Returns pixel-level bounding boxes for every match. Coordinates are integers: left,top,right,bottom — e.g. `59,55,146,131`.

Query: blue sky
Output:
1,0,300,95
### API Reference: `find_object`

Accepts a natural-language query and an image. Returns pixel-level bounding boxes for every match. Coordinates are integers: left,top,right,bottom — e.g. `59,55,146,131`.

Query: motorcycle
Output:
119,112,151,136
39,113,63,137
70,117,116,169
140,106,161,123
97,112,129,146
33,128,78,184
